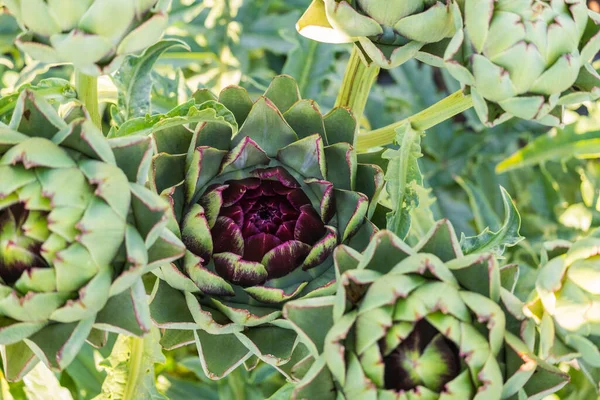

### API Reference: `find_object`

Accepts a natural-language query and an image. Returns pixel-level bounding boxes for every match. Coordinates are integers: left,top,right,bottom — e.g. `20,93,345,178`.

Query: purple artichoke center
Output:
381,319,460,393
195,172,329,287
0,203,49,285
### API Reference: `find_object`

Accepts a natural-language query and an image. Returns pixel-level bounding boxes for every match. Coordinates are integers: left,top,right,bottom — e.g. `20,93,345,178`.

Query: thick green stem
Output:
75,72,101,129
356,90,474,152
335,45,380,126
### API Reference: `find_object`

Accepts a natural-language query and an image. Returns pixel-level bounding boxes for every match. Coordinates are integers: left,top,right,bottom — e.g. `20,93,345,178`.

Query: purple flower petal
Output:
213,252,268,287
251,167,300,188
221,178,260,206
287,189,311,210
275,221,295,242
243,233,282,262
220,205,244,226
260,180,291,196
211,216,244,255
242,222,260,238
294,205,326,244
261,240,311,279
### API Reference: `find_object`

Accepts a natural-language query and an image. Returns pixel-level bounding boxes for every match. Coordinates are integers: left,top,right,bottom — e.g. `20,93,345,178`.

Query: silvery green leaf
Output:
461,187,524,257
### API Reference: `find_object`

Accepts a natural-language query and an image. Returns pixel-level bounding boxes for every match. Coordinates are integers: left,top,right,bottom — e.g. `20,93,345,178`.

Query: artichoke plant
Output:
149,75,383,379
4,0,170,75
296,0,460,69
284,220,569,400
0,90,184,381
525,235,600,387
445,0,600,126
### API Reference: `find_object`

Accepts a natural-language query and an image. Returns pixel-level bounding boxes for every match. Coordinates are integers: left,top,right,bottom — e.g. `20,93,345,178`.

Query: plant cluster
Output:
0,0,599,399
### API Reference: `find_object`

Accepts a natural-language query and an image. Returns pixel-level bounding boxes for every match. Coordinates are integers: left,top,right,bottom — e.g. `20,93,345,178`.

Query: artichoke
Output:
526,235,600,387
148,75,383,379
0,90,184,380
284,220,569,400
4,0,170,75
445,0,600,126
297,0,460,69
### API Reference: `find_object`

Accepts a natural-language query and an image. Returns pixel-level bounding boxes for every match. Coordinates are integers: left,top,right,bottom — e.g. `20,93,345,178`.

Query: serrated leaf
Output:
406,182,437,245
382,123,424,239
94,328,166,400
112,40,190,123
23,364,73,400
497,123,600,173
460,187,524,256
107,100,237,138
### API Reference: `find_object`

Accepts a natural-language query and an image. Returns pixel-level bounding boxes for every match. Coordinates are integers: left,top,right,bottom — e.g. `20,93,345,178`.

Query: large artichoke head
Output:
0,90,184,380
149,75,383,379
297,0,460,69
4,0,170,75
445,0,600,126
284,220,569,400
526,234,600,384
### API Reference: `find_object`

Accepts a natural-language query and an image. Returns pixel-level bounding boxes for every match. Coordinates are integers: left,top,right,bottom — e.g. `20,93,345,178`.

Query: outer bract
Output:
284,220,569,400
445,0,600,126
296,0,460,69
4,0,170,75
526,235,600,388
0,90,184,381
148,75,383,379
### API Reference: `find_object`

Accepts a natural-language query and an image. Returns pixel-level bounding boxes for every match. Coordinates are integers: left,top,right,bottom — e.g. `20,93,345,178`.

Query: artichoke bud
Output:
6,0,172,75
527,233,600,378
297,0,460,68
0,90,184,380
445,0,600,126
149,75,383,379
284,220,570,400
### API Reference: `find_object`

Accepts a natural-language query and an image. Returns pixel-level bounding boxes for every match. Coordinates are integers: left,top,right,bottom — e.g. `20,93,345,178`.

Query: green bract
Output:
526,235,600,388
297,0,460,69
4,0,170,75
284,221,569,400
0,90,184,381
148,75,383,379
445,0,600,126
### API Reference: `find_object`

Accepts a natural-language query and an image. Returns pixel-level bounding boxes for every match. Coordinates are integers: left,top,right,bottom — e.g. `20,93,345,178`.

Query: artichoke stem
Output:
356,90,474,152
75,72,102,129
335,45,380,139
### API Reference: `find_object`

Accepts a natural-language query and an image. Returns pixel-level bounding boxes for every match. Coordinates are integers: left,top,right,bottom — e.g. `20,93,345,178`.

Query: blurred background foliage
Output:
1,0,600,398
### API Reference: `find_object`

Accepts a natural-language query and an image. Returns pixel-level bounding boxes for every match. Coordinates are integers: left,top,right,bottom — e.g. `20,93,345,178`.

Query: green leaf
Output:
94,329,166,400
112,40,190,124
0,78,76,121
382,123,424,239
266,383,295,400
497,123,600,173
460,187,524,256
456,176,501,233
107,100,237,138
22,364,73,400
65,344,106,400
406,182,437,246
